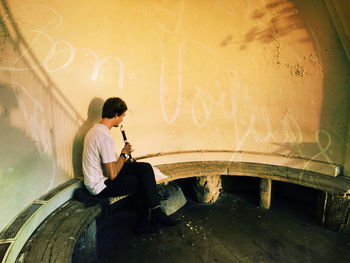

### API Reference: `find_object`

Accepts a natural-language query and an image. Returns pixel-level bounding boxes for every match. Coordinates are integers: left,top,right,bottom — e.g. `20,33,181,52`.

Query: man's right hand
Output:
122,143,133,156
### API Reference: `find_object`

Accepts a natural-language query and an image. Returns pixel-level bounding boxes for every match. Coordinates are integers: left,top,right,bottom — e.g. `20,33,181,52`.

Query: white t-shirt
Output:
82,123,117,195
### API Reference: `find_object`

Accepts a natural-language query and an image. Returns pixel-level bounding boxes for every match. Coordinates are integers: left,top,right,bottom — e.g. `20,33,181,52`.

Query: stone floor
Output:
97,193,350,263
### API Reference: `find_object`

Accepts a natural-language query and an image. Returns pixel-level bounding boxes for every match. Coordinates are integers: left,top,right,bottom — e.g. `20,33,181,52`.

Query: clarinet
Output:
120,125,133,161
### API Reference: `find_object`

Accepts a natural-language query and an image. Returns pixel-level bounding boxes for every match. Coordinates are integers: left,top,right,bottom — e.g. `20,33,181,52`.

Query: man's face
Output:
114,112,126,127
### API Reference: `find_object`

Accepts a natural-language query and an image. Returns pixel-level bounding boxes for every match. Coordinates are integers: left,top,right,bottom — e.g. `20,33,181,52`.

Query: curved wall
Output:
0,0,349,232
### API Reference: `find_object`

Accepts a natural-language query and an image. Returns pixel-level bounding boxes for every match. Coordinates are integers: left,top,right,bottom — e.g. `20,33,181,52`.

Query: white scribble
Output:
229,96,256,162
153,0,184,34
12,82,52,154
216,90,235,119
159,39,217,124
303,129,333,169
43,38,76,72
1,3,125,88
83,48,125,89
192,86,213,127
12,82,56,189
252,107,274,142
159,37,182,124
11,4,63,64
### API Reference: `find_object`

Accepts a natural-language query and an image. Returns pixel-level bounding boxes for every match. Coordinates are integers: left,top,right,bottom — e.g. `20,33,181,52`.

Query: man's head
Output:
102,97,128,127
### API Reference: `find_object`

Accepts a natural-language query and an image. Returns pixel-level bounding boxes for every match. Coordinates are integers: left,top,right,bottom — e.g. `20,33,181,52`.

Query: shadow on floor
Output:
96,191,350,263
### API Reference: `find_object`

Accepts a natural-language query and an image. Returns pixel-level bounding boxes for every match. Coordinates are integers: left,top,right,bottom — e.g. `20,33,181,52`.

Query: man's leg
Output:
96,170,138,198
96,168,154,233
98,161,178,228
122,162,179,227
121,162,160,208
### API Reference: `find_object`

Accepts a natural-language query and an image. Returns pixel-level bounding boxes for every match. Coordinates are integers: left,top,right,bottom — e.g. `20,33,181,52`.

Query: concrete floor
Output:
97,193,350,263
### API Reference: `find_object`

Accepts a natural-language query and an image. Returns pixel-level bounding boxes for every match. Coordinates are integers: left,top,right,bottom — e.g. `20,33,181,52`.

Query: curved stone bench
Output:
0,179,82,263
0,178,125,263
17,198,100,263
156,161,350,195
155,160,350,233
16,194,126,263
2,152,350,263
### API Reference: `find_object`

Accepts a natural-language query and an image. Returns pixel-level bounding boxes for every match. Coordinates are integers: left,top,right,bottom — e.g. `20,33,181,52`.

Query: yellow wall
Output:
325,0,350,60
1,0,349,232
325,0,350,177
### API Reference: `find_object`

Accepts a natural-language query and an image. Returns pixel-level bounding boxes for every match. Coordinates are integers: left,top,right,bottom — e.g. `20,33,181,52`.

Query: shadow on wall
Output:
72,97,104,178
0,83,35,173
0,83,62,220
0,83,53,174
236,0,312,50
0,0,85,231
0,0,84,176
274,0,350,169
0,82,60,177
236,0,350,170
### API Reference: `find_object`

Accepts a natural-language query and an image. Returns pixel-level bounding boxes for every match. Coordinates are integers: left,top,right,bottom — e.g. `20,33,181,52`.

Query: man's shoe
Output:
134,221,159,235
151,207,180,227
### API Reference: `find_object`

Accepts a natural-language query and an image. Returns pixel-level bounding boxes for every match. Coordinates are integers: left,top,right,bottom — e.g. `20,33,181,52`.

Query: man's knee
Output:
135,162,155,182
136,162,153,172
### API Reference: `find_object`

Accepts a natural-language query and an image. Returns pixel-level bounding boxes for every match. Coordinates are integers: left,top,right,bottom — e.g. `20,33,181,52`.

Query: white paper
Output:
152,166,168,182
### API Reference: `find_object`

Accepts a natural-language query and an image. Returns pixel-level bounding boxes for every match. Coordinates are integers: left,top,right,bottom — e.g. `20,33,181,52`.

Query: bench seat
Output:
6,160,350,263
156,161,350,195
16,196,126,263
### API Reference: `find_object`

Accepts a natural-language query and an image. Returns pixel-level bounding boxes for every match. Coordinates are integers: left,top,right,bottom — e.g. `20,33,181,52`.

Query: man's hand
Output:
103,144,134,180
122,143,134,156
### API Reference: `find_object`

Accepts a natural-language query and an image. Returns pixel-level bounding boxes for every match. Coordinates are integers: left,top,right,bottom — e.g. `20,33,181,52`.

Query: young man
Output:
82,97,176,232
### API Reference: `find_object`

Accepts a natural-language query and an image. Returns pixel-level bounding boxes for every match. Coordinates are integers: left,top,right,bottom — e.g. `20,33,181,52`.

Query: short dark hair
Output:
102,97,127,118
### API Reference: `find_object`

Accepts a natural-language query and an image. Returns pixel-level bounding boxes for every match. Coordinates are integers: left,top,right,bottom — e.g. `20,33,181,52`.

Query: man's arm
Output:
103,157,125,180
103,144,133,180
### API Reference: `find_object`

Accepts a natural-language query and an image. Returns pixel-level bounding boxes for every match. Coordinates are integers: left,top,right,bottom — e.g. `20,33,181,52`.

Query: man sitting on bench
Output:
82,97,177,233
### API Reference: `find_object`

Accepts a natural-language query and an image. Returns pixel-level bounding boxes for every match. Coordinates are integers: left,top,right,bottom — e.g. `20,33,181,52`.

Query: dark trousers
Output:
96,162,160,209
